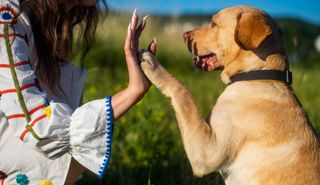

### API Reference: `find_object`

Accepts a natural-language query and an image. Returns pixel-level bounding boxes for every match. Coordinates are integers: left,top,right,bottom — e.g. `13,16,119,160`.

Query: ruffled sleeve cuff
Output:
12,95,114,177
68,96,114,178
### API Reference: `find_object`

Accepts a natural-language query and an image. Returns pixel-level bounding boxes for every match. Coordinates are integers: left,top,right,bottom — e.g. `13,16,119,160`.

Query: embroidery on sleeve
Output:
16,173,29,185
40,180,53,185
0,6,18,24
97,96,114,179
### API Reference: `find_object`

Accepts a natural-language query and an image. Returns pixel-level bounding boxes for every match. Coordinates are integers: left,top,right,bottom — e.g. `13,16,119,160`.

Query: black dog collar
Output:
230,70,293,85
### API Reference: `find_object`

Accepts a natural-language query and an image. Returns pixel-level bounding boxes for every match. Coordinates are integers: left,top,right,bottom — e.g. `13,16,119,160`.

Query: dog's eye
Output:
0,6,18,24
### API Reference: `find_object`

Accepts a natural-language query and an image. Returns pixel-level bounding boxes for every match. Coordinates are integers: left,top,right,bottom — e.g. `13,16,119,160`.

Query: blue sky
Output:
107,0,320,24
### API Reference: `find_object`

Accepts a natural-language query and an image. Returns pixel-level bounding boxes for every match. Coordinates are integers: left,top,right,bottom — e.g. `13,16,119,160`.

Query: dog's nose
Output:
183,31,190,43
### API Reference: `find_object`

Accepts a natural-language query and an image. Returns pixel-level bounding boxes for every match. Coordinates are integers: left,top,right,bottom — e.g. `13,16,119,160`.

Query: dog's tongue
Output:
193,54,218,71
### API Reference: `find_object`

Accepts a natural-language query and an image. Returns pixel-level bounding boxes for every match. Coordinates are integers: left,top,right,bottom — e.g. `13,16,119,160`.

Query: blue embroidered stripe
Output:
97,96,114,179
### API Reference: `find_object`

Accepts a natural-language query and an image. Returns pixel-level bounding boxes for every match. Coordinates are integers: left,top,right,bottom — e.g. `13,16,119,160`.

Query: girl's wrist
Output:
111,86,147,120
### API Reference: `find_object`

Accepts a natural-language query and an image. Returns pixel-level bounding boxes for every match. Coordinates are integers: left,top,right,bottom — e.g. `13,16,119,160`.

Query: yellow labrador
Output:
140,5,320,185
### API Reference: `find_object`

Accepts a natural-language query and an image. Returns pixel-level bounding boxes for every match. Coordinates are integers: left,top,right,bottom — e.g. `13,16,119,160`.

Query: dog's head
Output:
183,6,288,84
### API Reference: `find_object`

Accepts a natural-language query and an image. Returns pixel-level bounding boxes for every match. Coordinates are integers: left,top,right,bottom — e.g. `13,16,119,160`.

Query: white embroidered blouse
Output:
0,0,113,184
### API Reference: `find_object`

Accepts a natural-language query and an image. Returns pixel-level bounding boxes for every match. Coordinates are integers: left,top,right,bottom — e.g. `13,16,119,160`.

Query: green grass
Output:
75,13,320,185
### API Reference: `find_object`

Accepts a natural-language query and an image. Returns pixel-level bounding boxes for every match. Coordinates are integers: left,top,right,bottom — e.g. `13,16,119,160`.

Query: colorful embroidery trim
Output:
0,60,30,68
7,104,46,120
20,114,47,140
40,180,53,185
97,96,114,179
0,6,18,24
44,107,51,118
16,173,29,185
0,83,38,95
0,33,28,43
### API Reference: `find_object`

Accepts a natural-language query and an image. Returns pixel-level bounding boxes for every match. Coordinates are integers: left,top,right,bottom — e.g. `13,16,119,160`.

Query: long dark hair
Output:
19,0,108,94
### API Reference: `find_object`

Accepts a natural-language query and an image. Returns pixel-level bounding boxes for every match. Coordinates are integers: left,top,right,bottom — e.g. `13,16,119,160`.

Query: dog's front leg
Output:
140,52,229,176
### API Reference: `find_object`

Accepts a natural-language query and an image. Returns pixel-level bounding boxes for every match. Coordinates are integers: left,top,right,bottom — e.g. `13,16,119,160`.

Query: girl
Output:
0,0,156,184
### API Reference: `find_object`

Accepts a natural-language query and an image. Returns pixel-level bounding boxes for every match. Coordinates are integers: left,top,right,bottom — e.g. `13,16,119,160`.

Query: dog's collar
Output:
230,70,293,85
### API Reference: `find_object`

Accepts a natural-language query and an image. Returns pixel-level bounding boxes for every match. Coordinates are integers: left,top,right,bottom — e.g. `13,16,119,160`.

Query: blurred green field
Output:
75,13,320,185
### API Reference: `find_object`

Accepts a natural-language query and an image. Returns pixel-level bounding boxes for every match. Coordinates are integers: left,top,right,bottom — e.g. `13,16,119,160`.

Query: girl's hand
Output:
111,9,157,120
124,9,156,98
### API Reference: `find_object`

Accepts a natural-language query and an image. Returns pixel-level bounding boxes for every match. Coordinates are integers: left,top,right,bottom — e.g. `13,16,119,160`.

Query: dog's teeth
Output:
193,56,201,64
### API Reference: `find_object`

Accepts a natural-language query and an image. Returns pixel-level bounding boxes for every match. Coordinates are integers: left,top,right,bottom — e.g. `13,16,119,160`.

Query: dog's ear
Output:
235,11,272,50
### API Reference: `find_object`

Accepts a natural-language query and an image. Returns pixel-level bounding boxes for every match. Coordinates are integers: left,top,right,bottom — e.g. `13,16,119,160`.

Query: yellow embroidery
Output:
40,180,53,185
44,107,52,118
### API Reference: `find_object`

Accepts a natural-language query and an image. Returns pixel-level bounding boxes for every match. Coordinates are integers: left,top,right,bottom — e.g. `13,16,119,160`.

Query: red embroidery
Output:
0,61,30,68
0,33,29,44
7,104,47,120
0,83,38,95
20,114,47,140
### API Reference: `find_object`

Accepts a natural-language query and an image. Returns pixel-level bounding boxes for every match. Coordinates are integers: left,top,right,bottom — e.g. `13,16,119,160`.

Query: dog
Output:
140,5,320,185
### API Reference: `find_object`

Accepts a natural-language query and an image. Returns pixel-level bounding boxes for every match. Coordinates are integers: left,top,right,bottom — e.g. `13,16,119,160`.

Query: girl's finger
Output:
134,15,148,48
130,9,139,35
136,15,148,38
124,23,133,55
130,9,140,49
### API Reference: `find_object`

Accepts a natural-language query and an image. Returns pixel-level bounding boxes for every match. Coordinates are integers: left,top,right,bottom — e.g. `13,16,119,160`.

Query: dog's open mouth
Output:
192,53,218,71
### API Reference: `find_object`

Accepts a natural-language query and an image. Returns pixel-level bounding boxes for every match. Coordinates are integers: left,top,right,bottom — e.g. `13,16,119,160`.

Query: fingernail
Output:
128,23,132,33
142,15,149,26
153,37,157,44
131,8,137,23
143,15,149,22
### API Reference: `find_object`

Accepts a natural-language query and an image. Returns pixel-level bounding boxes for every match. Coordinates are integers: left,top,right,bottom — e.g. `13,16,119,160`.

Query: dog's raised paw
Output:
140,51,161,72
